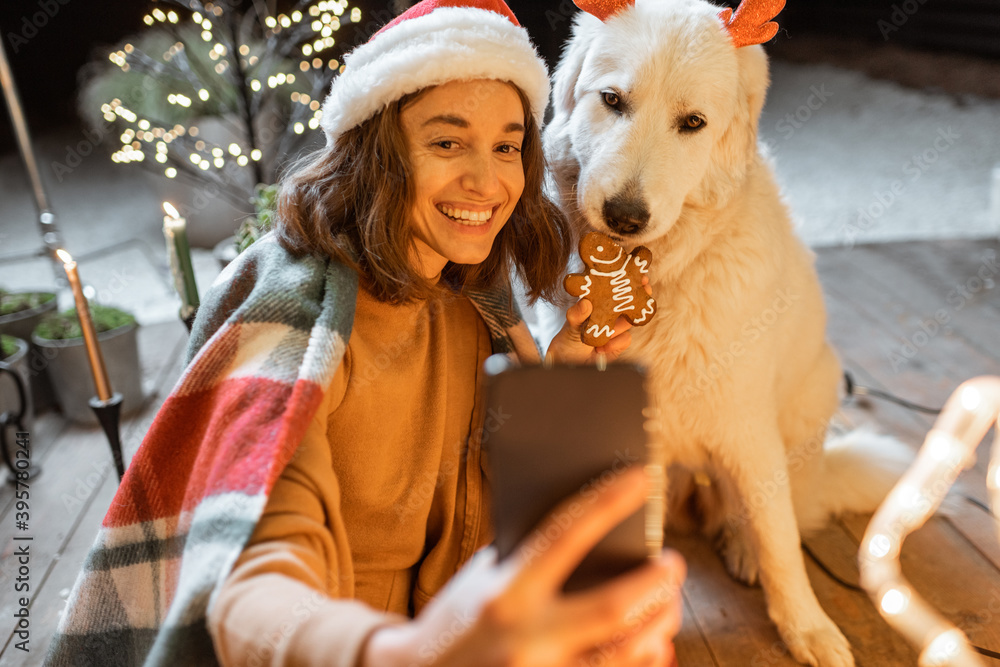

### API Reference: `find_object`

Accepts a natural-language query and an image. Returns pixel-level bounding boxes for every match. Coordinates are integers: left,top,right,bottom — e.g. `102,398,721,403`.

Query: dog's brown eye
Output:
683,115,706,130
602,91,620,109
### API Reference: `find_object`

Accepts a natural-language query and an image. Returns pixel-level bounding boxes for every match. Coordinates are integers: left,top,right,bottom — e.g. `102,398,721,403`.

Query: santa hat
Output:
320,0,550,144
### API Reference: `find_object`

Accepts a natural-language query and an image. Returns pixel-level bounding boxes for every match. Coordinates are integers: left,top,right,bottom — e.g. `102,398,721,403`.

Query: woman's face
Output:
400,79,526,280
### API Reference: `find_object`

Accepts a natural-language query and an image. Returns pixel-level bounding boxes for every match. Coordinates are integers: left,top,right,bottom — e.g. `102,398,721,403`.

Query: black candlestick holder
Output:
90,392,125,481
0,364,41,482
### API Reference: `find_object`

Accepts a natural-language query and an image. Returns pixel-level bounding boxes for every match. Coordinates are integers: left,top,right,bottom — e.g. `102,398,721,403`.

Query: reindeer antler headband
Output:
573,0,786,48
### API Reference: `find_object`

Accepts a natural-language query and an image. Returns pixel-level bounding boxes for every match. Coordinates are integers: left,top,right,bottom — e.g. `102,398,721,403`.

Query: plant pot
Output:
0,336,35,446
32,322,144,426
0,289,58,412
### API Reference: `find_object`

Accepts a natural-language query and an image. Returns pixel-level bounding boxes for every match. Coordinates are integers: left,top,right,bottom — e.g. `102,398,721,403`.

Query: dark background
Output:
1,0,998,154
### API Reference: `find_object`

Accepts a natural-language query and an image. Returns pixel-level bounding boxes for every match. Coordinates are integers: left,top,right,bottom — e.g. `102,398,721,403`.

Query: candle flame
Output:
56,248,73,263
163,201,180,218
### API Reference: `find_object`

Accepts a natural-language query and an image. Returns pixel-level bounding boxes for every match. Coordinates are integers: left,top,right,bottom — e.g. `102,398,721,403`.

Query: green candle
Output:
162,202,200,318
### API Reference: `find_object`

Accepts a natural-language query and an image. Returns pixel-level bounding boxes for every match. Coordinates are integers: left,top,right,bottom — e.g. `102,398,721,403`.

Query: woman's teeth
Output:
437,205,493,224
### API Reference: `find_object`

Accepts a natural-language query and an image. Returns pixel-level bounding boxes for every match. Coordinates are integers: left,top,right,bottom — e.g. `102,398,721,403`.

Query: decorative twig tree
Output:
83,0,364,210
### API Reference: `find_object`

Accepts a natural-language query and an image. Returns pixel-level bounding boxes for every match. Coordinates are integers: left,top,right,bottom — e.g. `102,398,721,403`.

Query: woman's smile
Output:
435,203,497,224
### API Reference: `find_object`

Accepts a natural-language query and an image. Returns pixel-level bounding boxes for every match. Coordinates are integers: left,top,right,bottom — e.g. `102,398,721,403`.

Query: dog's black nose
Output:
603,194,650,236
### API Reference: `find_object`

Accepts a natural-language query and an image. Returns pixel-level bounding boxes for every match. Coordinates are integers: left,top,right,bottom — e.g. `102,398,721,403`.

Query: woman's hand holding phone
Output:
362,467,686,667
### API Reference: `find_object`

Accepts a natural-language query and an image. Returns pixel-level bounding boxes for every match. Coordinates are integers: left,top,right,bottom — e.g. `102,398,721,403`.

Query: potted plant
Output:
31,304,144,426
213,182,280,267
0,288,57,339
0,287,58,411
0,334,34,475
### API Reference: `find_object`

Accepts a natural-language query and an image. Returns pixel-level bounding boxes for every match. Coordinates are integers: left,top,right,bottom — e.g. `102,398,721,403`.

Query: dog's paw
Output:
716,523,760,585
780,620,854,667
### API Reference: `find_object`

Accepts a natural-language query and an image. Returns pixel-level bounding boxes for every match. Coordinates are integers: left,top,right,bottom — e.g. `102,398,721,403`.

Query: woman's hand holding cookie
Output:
546,276,652,365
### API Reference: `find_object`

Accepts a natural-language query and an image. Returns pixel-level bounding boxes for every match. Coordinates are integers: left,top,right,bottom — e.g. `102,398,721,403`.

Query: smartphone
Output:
482,356,663,592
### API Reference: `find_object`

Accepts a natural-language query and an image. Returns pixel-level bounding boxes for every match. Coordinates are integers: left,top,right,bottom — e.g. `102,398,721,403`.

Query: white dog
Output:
541,1,912,665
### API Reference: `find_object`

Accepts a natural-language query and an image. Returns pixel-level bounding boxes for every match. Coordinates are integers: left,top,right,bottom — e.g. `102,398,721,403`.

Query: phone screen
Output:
482,358,661,592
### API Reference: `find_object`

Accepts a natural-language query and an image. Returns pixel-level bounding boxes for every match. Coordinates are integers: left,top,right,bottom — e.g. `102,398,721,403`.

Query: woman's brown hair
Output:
275,82,573,305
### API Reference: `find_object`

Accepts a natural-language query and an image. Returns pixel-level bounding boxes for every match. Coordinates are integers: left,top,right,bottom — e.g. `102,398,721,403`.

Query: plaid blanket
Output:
44,233,540,666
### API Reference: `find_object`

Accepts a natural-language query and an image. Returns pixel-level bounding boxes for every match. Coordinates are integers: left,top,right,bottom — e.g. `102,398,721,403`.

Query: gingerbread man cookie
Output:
564,232,657,347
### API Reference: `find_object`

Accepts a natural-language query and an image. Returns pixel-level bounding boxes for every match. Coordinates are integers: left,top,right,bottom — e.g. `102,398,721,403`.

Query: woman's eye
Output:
602,91,620,109
497,144,521,155
435,140,455,149
682,115,706,131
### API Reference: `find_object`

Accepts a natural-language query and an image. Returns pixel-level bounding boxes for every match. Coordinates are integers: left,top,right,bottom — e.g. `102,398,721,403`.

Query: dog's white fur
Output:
542,2,912,665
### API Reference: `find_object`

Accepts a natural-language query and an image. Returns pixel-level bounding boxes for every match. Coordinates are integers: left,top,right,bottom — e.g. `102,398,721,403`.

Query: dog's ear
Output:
545,13,600,180
738,44,770,128
551,13,599,118
696,44,770,207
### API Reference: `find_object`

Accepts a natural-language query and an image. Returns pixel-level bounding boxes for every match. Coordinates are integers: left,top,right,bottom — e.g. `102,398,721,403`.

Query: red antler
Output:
719,0,786,48
573,0,635,22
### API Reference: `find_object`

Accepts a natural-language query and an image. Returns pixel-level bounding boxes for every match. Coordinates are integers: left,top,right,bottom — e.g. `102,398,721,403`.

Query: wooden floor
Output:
1,238,998,666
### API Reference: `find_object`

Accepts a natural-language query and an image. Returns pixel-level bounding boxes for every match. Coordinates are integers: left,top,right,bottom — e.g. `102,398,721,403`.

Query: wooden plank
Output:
829,348,999,574
816,256,999,411
818,271,998,503
939,496,1000,574
841,514,1000,656
671,531,796,666
0,413,67,518
804,545,918,665
675,590,720,667
875,240,1000,314
802,520,864,590
818,250,1000,569
673,528,919,665
861,240,1000,364
0,319,186,510
0,322,187,659
822,300,1000,580
0,466,118,666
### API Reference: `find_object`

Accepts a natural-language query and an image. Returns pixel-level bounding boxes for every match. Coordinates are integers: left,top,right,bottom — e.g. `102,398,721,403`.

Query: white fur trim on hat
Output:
320,7,549,144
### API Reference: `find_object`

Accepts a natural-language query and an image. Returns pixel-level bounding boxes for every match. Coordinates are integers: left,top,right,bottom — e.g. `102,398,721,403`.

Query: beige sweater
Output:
208,284,494,667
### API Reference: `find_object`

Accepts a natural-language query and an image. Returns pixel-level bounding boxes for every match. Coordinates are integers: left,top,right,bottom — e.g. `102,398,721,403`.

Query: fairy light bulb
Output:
923,630,965,666
960,386,981,411
860,376,1000,667
880,588,909,616
868,533,892,559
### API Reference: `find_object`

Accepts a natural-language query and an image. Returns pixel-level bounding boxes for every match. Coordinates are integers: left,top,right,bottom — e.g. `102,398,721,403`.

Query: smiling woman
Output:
43,2,685,666
275,74,566,304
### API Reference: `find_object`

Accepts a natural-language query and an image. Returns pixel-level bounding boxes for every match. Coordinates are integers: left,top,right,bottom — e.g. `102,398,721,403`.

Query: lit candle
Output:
162,202,200,320
860,376,1000,667
56,249,113,401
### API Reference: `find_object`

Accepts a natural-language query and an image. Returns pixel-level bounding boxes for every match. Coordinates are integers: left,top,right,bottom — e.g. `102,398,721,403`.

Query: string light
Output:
97,0,359,206
860,376,1000,667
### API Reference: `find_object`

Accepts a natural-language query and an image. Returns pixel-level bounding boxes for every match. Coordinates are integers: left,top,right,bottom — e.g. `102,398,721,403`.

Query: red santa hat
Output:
320,0,550,144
